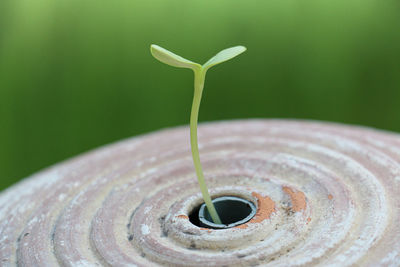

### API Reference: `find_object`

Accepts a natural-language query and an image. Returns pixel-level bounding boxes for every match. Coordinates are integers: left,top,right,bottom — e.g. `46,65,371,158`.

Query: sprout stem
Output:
190,68,222,224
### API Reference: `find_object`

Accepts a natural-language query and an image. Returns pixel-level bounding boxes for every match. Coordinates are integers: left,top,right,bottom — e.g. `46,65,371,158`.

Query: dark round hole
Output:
189,196,256,229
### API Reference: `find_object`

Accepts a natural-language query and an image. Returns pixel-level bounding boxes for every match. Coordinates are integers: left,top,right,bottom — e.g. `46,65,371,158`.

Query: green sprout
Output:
150,44,246,224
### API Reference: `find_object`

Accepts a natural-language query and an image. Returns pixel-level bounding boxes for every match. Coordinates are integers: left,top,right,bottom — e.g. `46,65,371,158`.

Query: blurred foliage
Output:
0,0,400,190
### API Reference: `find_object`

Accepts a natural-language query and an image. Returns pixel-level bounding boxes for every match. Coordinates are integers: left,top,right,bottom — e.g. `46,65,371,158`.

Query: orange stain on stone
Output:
307,217,311,224
328,194,333,200
283,186,306,212
176,215,188,219
235,192,276,229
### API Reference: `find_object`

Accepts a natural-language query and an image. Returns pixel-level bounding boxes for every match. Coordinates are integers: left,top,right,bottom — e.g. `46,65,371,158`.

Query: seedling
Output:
150,44,246,224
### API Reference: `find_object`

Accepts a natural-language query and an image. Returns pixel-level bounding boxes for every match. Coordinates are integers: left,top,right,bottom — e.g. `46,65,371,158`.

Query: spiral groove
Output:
1,120,399,266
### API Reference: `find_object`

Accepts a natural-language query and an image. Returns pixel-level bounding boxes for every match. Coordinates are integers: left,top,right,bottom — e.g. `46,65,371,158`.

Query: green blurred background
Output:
1,0,400,191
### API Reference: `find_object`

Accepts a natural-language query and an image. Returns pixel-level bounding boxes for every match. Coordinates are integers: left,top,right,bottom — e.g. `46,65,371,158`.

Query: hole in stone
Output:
189,196,256,229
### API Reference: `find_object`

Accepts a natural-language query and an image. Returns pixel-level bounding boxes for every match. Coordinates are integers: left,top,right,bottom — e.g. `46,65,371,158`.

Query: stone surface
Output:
1,119,400,266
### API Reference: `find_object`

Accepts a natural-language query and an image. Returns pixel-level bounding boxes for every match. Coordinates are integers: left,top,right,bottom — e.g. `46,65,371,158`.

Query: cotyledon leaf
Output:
203,46,247,71
150,44,201,70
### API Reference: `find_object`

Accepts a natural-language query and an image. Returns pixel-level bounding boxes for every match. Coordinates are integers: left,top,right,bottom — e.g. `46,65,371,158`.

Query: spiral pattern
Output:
1,120,400,266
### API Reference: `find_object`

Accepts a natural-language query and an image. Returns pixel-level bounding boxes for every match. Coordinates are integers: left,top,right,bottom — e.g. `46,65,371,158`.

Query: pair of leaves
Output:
150,44,246,72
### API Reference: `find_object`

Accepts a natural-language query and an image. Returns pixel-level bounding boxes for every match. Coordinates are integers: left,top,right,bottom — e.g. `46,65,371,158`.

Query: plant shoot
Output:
150,44,246,224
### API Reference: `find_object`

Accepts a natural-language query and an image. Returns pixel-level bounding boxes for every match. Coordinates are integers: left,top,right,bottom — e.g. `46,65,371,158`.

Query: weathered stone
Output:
0,120,399,266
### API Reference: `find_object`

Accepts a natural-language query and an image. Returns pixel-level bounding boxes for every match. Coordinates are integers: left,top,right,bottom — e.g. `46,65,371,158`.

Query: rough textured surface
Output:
1,119,400,266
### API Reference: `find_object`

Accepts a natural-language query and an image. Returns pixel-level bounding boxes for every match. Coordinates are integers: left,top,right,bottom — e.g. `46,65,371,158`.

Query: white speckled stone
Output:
1,119,400,266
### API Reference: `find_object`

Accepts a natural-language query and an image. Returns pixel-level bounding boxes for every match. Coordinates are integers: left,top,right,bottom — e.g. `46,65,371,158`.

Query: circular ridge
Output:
198,196,257,229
